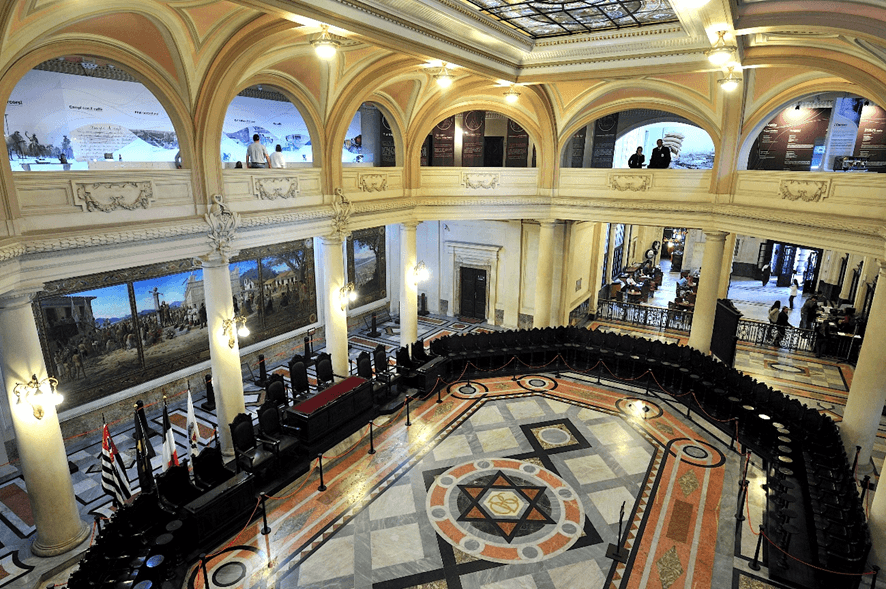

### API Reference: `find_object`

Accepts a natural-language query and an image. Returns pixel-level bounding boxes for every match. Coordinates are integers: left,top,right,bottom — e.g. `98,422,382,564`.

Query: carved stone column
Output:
0,292,88,556
200,195,246,458
687,231,729,354
400,221,419,348
534,220,556,327
841,260,886,470
322,189,353,377
718,233,736,299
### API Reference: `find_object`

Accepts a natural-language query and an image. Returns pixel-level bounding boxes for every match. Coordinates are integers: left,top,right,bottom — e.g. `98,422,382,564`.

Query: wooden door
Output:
775,244,796,287
460,267,487,319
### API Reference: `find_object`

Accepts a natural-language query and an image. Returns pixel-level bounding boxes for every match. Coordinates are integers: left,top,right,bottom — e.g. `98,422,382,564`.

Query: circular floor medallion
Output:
213,562,247,587
683,445,709,459
770,363,804,374
427,458,584,564
538,427,571,446
516,375,557,392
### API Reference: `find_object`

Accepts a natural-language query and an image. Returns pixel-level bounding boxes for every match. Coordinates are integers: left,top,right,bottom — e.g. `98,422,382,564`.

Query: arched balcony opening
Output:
5,56,180,171
220,85,313,168
561,109,715,170
341,102,400,167
419,111,538,168
742,93,884,173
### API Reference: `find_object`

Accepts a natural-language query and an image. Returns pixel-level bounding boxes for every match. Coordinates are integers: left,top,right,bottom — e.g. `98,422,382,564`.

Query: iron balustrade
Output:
736,319,815,353
596,300,693,333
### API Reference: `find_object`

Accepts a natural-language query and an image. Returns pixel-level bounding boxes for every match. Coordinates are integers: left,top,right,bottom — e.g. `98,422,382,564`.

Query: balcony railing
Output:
596,300,693,333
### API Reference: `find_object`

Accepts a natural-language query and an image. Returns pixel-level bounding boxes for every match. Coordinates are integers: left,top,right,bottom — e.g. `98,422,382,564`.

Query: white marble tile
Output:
563,455,616,485
588,421,632,446
370,523,424,569
548,560,605,589
607,444,651,475
475,427,520,453
507,400,545,420
471,405,505,427
577,408,608,422
298,535,354,584
544,399,571,414
589,487,636,524
481,574,538,589
369,483,416,520
433,434,473,462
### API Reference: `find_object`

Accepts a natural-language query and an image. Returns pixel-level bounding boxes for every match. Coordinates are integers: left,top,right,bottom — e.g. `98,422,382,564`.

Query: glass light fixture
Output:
435,63,454,88
503,84,521,104
222,315,249,348
707,31,734,66
311,24,340,59
412,261,430,284
339,282,357,310
13,374,62,420
717,66,742,92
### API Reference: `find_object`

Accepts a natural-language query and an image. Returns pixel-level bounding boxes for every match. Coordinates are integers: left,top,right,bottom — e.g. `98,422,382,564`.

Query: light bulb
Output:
238,325,250,338
311,25,340,59
435,63,454,88
707,31,734,66
503,85,521,103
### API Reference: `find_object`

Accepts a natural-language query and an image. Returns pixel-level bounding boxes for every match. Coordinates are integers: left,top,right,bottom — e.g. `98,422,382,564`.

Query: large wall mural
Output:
221,90,313,165
347,226,386,309
35,240,317,410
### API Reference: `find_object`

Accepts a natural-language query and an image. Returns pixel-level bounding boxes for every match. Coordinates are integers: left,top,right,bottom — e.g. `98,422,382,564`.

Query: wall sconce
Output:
339,282,357,310
14,374,62,420
412,261,430,285
434,63,454,88
311,24,341,59
222,315,250,349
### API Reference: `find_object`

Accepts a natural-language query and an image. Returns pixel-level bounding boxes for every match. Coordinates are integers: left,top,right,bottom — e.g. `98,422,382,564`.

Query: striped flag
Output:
186,390,199,458
133,407,155,493
101,424,131,508
161,401,179,471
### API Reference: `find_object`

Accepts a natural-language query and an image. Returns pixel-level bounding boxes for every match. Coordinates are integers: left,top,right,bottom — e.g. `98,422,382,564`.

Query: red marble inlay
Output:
0,483,33,527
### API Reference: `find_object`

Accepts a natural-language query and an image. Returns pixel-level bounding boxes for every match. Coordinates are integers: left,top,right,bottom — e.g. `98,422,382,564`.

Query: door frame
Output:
459,266,488,320
445,241,502,322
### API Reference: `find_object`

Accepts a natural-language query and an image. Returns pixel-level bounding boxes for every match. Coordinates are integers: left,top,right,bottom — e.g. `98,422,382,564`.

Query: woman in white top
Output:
789,279,799,309
269,144,285,169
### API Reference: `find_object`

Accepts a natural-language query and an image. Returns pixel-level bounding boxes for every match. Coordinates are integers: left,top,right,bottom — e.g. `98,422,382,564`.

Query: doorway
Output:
460,267,487,320
484,137,504,167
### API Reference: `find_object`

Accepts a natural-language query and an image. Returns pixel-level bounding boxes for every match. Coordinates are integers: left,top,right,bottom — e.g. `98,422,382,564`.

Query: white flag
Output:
187,390,200,458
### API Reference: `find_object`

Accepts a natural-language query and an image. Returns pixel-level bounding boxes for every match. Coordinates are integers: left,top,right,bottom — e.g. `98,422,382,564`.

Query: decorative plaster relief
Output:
254,176,300,200
779,179,830,202
359,173,388,192
331,188,353,240
462,172,500,189
608,174,651,192
204,194,240,259
74,181,154,212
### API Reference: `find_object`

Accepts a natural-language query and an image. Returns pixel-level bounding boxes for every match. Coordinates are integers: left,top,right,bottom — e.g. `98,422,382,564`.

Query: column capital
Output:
320,234,343,247
877,258,886,276
194,251,231,269
401,220,420,231
0,289,40,312
702,230,729,241
537,219,557,227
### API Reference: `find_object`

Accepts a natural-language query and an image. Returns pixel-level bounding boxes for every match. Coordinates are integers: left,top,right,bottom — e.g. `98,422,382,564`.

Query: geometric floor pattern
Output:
0,309,879,589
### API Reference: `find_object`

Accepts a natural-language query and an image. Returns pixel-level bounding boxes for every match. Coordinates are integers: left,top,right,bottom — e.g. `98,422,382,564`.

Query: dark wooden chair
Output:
265,373,288,407
192,445,233,491
256,402,300,458
356,351,373,379
315,352,335,389
229,413,278,475
289,355,311,399
155,462,203,512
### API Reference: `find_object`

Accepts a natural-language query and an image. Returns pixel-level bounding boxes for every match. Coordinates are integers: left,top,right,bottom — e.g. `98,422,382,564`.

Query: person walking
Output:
800,295,819,330
648,139,671,169
774,306,792,347
628,147,644,168
789,279,799,309
246,134,270,168
761,264,771,286
767,300,781,342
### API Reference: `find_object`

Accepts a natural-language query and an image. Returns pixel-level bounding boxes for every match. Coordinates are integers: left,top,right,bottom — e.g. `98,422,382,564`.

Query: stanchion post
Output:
317,455,327,492
861,475,871,502
200,553,210,589
871,565,880,588
748,525,764,571
852,445,861,474
258,354,267,385
368,422,376,455
304,335,312,360
436,386,443,404
94,513,102,534
735,480,748,521
406,396,412,427
730,420,738,452
260,494,271,535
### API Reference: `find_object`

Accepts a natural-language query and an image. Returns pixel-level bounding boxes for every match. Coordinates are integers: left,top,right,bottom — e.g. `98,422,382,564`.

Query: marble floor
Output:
0,312,881,589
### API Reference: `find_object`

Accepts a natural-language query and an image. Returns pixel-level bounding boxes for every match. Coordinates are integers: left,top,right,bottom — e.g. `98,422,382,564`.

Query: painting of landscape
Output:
256,242,317,338
347,227,386,309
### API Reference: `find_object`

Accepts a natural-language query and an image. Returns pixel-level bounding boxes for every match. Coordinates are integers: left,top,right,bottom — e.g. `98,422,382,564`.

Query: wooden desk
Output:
286,376,372,442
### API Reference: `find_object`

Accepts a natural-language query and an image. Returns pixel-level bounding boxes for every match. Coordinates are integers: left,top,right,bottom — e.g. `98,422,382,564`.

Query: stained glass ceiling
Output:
458,0,680,39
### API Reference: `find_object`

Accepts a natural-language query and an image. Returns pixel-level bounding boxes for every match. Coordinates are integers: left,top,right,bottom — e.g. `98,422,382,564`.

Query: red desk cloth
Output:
290,376,368,415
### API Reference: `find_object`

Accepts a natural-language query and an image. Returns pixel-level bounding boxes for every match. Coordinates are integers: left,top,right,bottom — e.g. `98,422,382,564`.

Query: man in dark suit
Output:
648,138,671,169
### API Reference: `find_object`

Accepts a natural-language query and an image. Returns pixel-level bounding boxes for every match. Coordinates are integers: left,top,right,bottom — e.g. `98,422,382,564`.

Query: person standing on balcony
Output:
270,144,285,169
246,134,270,168
628,147,644,168
648,139,671,169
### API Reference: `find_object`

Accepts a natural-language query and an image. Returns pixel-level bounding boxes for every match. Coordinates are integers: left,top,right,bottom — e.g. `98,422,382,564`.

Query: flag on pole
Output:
101,423,132,508
133,406,155,494
186,389,199,458
161,400,179,471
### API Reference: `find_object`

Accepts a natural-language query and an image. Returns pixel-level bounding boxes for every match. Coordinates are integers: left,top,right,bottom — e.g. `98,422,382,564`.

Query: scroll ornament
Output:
462,172,500,189
204,194,240,258
608,174,651,192
778,179,829,202
359,173,388,192
331,188,353,240
75,181,154,212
